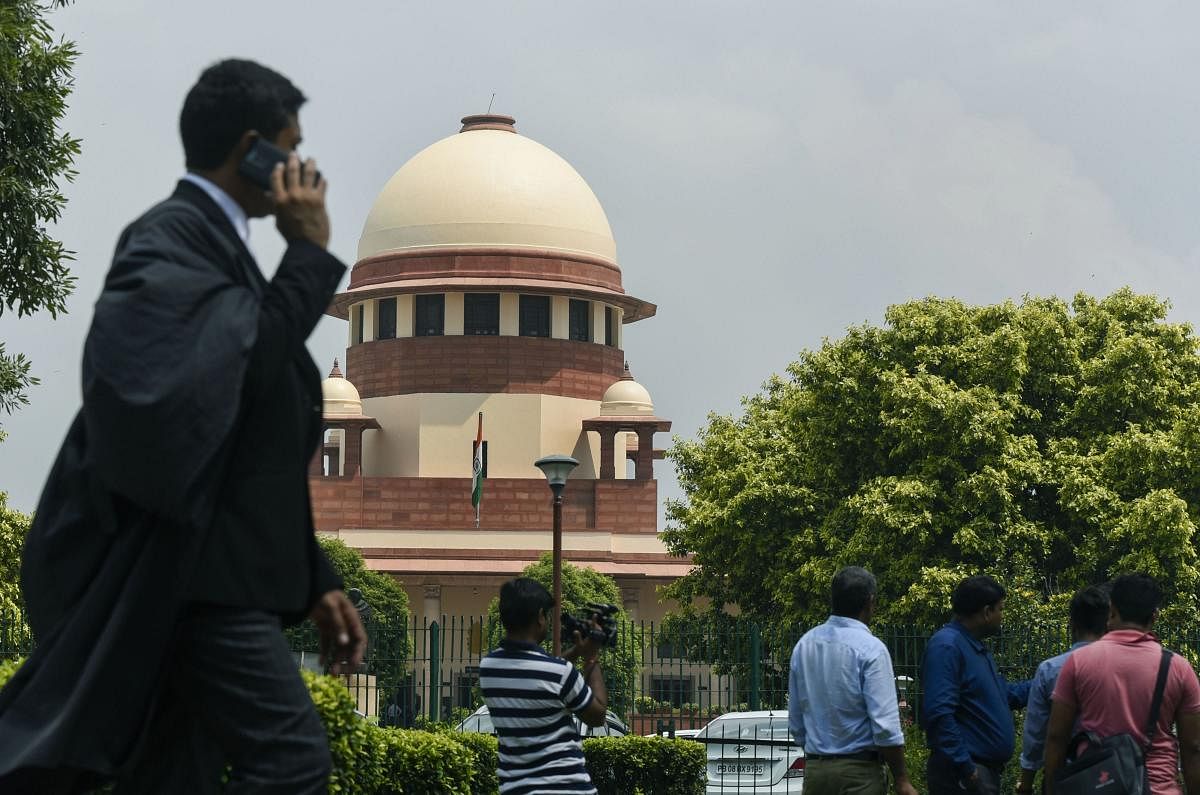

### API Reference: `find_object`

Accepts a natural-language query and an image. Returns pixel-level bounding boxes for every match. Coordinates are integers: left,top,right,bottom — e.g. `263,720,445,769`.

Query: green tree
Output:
0,429,32,648
664,290,1200,638
300,537,411,688
318,536,410,624
0,0,80,417
0,488,30,617
486,553,644,717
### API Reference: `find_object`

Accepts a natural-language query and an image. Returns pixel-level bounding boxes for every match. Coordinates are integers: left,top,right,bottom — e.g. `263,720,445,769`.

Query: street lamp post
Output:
534,454,579,656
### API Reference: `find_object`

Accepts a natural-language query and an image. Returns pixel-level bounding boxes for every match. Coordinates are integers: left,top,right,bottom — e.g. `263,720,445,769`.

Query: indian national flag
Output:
471,412,484,517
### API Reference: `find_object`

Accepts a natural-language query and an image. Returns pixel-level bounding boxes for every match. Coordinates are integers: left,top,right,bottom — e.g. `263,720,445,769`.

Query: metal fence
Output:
279,616,1198,733
7,610,1200,735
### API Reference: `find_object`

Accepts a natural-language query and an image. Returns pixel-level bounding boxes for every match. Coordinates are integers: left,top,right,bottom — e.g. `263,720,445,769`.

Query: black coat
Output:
0,181,346,791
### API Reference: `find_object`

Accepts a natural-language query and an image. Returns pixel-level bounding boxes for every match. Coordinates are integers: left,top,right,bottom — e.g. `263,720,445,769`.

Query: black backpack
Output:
1053,648,1173,795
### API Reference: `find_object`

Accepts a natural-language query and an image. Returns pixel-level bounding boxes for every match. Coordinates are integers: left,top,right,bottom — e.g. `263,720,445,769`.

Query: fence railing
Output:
6,610,1200,733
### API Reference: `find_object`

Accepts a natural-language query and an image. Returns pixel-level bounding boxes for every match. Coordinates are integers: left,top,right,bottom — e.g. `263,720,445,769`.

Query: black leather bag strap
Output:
1143,648,1173,750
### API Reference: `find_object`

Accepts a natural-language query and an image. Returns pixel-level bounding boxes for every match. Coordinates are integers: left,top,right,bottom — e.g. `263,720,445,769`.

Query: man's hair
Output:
831,566,877,617
499,577,554,633
951,575,1006,617
1109,573,1162,627
1069,585,1110,636
180,59,306,170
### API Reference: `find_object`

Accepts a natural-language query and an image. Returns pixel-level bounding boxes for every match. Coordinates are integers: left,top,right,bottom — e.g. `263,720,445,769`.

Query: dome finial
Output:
460,113,516,133
621,361,633,381
329,358,343,379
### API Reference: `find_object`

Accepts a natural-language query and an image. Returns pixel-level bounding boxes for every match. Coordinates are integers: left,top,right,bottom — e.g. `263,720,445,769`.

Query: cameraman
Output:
479,578,608,794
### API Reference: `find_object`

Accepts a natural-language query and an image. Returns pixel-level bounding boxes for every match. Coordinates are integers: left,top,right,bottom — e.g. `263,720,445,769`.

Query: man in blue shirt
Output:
790,566,917,795
1015,586,1109,795
921,575,1032,795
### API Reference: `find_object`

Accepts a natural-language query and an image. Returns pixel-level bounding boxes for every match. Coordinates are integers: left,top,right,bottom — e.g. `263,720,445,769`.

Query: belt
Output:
806,750,881,762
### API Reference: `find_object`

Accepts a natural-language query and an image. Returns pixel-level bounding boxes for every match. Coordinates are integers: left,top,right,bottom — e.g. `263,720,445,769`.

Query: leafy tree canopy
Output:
0,0,80,416
317,536,409,625
0,489,30,617
0,430,32,645
664,290,1200,633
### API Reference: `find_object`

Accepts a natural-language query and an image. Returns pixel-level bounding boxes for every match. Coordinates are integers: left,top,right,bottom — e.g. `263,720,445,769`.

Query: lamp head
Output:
534,454,579,495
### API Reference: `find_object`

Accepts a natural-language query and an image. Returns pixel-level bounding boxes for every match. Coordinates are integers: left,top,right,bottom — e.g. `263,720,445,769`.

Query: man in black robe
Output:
0,59,366,793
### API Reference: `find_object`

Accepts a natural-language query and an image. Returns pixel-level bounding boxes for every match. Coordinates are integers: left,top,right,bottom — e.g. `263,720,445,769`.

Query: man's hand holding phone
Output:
272,152,330,249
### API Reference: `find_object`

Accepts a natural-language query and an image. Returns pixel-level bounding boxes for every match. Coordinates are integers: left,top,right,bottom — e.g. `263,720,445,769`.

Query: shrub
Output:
0,656,22,688
584,735,706,795
680,702,699,716
304,669,386,794
634,695,659,714
375,728,474,794
423,726,499,795
445,731,498,795
304,670,475,794
902,722,929,794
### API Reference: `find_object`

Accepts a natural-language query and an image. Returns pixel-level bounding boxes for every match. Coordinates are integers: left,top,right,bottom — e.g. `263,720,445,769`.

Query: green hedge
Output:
431,729,498,795
1,659,709,794
304,670,475,794
583,735,707,795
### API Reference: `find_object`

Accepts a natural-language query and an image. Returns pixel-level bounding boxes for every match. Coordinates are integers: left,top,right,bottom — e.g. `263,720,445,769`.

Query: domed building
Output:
308,113,686,631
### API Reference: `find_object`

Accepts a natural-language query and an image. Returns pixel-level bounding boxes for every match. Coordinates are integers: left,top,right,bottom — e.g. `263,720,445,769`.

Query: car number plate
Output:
716,762,765,775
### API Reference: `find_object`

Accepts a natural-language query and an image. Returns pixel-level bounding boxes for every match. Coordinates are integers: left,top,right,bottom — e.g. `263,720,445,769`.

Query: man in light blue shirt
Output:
789,566,917,795
1016,586,1109,795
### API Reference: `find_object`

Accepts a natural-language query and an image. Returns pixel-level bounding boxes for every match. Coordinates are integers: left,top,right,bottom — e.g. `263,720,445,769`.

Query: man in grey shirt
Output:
1016,586,1108,795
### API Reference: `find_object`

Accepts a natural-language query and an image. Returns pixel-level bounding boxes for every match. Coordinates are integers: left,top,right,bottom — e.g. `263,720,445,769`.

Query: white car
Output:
454,705,629,737
645,727,703,740
695,710,804,793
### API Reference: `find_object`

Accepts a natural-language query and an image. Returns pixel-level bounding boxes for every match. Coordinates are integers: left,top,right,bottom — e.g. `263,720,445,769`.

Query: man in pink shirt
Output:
1044,574,1200,795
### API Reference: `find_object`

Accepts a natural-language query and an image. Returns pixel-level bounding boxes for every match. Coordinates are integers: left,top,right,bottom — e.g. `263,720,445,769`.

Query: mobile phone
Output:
238,138,290,190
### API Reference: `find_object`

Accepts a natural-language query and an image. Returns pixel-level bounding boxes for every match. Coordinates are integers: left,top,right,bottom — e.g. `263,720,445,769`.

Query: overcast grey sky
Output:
3,1,1199,520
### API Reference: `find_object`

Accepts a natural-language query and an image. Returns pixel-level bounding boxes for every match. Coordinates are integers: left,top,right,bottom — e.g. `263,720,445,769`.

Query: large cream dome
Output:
357,115,618,265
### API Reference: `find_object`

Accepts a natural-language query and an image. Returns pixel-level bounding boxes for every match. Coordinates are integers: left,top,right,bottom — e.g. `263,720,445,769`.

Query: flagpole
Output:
474,412,483,528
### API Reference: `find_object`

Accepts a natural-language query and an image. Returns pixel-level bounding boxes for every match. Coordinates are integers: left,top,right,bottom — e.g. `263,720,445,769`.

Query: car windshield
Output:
697,717,792,743
458,709,627,738
582,715,628,737
458,711,494,733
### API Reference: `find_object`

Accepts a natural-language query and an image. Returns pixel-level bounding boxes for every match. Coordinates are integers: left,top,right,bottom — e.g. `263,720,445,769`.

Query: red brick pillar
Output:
635,427,655,481
343,426,363,480
599,428,617,480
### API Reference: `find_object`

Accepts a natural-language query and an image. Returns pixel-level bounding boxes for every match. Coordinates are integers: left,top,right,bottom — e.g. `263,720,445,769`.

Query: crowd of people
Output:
789,570,1200,795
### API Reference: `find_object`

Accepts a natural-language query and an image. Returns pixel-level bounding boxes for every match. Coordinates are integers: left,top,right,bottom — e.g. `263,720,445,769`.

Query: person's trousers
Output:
805,758,888,795
927,754,1002,795
114,605,331,794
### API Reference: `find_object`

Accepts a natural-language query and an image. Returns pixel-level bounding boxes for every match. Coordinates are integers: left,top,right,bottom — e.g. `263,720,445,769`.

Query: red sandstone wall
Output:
310,476,659,535
349,251,625,293
346,336,625,400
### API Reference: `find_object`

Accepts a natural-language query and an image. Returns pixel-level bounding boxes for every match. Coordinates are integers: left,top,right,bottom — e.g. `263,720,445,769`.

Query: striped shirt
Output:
479,639,597,794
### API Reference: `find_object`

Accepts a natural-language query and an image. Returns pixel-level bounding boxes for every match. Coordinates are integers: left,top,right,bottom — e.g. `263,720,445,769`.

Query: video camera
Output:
561,603,620,649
